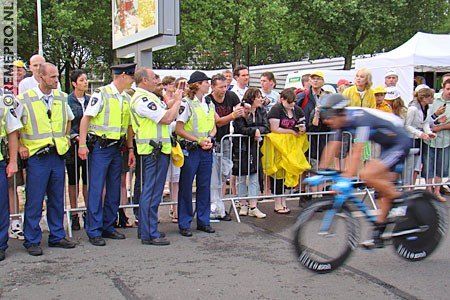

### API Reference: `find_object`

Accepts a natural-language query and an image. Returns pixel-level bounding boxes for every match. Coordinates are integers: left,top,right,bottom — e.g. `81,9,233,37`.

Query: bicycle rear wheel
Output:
293,198,359,274
392,191,448,261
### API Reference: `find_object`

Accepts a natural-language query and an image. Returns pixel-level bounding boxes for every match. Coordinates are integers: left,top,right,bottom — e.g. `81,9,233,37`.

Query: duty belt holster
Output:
35,145,55,158
180,140,198,152
86,133,98,151
0,138,9,163
149,140,162,160
98,134,125,149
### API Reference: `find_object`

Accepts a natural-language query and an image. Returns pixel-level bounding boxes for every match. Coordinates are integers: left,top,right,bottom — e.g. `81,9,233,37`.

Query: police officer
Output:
176,71,217,237
17,63,77,256
0,86,21,261
130,67,182,245
78,63,136,246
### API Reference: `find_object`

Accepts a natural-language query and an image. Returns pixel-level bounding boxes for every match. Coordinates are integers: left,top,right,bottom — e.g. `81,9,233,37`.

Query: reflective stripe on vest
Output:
89,85,130,139
18,89,69,156
130,90,171,155
0,108,6,161
183,98,215,141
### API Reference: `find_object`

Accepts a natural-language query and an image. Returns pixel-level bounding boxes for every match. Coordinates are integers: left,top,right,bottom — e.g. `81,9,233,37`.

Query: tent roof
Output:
357,32,450,71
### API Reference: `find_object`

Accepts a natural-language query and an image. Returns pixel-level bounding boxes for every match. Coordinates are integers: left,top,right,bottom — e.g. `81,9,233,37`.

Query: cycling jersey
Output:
332,107,412,169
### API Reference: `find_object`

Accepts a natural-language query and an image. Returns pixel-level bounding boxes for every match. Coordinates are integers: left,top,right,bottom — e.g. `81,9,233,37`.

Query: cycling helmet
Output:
319,94,348,119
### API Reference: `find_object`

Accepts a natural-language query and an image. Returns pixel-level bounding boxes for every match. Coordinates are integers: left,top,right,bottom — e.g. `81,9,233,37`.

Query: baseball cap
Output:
384,86,399,100
188,71,211,84
12,60,25,68
310,71,324,80
171,141,184,168
337,79,350,87
384,70,398,77
414,84,430,93
373,86,386,95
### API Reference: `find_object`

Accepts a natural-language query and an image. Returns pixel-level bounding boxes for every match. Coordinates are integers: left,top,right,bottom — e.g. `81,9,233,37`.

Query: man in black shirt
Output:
206,74,247,220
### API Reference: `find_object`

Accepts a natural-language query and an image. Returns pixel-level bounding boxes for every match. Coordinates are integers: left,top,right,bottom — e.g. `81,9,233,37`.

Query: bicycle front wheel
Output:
293,198,359,273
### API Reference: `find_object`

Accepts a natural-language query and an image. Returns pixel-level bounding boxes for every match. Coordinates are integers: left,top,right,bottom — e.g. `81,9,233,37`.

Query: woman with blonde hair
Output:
343,68,376,108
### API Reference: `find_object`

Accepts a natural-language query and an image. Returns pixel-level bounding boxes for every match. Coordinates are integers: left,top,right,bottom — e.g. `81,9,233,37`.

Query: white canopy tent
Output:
355,32,450,103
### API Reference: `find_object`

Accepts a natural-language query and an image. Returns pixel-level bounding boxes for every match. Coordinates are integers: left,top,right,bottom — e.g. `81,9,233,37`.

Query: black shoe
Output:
27,245,43,256
362,223,386,249
48,238,77,248
216,212,232,221
89,236,106,246
102,230,126,239
0,249,5,261
82,212,86,229
179,228,192,237
71,214,81,231
197,225,215,233
158,232,166,238
141,237,170,246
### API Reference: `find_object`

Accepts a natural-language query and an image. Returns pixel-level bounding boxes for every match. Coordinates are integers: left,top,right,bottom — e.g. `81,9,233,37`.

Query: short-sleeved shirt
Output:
133,88,167,123
207,91,240,141
426,96,450,148
230,85,248,101
84,82,126,117
17,87,74,125
177,95,215,124
267,102,305,130
0,91,23,135
18,76,62,95
261,89,280,112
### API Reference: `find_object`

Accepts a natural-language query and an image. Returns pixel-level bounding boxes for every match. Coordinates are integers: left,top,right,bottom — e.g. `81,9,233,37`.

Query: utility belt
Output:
0,138,8,162
34,145,57,158
87,133,125,150
179,139,199,152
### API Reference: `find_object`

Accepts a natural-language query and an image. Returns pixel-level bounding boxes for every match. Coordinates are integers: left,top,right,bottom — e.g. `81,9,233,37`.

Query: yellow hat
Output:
373,85,386,95
171,141,184,168
12,60,25,68
310,70,324,80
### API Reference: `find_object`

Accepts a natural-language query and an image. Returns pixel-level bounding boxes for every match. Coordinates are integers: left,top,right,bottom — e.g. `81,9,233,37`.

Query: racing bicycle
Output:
293,169,448,274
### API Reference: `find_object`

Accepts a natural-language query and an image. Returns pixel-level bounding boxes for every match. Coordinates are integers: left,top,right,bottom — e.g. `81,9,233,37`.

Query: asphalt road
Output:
1,199,449,300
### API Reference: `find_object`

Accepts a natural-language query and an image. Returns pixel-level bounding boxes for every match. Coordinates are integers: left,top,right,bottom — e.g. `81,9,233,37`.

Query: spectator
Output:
295,70,325,126
176,71,217,237
337,79,350,94
66,69,90,231
260,72,279,112
207,73,245,221
404,86,437,188
373,86,392,113
4,60,27,96
343,68,375,108
384,69,399,102
233,88,269,219
268,88,307,214
222,69,233,90
18,63,77,256
390,95,407,121
230,65,249,100
423,79,450,202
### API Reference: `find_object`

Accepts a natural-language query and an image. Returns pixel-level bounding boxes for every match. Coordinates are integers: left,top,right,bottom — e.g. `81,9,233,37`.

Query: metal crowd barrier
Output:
7,131,450,236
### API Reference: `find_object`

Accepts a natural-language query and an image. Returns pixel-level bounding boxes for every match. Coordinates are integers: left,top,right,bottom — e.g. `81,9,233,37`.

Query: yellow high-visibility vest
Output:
18,89,69,157
181,97,214,142
130,89,171,155
89,85,130,140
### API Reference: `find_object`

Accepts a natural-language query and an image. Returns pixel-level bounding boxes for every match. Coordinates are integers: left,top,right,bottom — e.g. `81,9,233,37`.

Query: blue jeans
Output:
139,153,169,240
178,148,213,229
86,143,122,238
0,161,9,250
24,152,66,248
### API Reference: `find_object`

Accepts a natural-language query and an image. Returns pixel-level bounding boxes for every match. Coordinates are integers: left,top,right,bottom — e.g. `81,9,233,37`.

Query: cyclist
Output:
318,93,412,248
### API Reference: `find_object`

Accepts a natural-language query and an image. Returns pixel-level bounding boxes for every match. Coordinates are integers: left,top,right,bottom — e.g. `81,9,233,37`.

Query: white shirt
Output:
133,88,166,124
177,95,214,124
0,90,23,135
17,87,74,125
18,76,61,95
84,82,125,117
230,85,248,101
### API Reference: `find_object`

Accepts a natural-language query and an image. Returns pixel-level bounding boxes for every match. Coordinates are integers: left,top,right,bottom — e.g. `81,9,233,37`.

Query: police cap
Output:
111,63,136,75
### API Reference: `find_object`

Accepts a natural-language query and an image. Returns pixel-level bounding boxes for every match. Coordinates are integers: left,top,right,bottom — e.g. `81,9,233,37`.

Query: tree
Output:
17,0,113,91
286,0,450,69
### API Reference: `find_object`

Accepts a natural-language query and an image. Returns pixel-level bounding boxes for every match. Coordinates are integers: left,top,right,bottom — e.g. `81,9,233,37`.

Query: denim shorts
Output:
421,145,450,178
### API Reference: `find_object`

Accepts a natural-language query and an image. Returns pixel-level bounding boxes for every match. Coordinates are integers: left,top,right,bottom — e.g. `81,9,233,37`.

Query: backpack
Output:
295,88,309,109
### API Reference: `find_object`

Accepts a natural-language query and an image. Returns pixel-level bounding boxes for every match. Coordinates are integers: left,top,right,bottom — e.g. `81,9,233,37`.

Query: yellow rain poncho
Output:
261,133,311,187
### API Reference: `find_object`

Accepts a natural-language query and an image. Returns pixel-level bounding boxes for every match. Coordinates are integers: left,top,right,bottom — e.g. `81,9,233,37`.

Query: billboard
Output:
112,0,159,49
